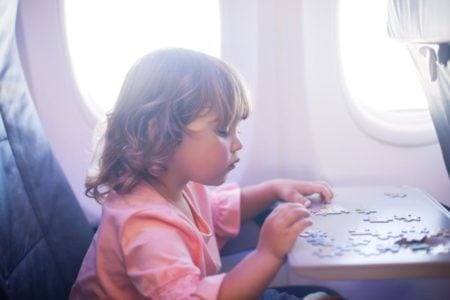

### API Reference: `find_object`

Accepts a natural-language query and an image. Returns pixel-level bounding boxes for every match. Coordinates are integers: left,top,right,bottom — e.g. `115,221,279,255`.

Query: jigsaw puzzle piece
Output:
355,208,377,215
375,242,401,253
435,228,450,238
409,243,431,252
312,203,350,216
384,192,407,198
429,244,450,255
299,229,328,238
300,230,335,247
363,216,394,223
355,245,383,257
348,237,371,246
307,236,335,247
394,214,421,222
396,232,427,244
349,228,376,236
313,247,345,258
373,231,402,240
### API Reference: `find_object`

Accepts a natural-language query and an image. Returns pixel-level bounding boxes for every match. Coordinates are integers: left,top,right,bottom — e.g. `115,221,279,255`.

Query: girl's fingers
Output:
284,181,334,204
273,203,310,227
292,218,313,235
316,181,334,203
302,181,334,203
292,193,311,207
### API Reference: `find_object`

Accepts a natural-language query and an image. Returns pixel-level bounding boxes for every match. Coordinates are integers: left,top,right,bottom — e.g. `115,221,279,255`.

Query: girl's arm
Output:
240,179,334,222
217,202,312,300
218,249,283,300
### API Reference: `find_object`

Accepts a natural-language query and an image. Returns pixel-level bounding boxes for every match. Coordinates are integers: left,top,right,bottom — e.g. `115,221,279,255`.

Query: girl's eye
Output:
217,129,230,137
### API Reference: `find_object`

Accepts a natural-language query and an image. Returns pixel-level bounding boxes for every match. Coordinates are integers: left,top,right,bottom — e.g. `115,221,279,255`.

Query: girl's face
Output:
168,111,243,186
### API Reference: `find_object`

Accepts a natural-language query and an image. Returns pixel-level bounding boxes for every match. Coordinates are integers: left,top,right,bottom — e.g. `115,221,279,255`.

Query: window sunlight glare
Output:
339,0,428,112
64,0,221,116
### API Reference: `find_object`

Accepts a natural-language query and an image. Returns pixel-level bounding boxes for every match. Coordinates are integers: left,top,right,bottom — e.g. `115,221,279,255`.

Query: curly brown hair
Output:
86,48,251,202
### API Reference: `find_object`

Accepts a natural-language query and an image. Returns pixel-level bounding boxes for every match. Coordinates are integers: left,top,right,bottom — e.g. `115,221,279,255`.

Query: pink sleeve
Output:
121,213,225,299
209,183,241,249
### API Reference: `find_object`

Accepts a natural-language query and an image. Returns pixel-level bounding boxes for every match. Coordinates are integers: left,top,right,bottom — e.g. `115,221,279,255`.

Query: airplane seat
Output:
387,0,450,181
0,0,94,299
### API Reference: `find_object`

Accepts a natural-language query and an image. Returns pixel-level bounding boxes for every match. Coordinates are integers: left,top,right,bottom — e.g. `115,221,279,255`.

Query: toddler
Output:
70,48,335,300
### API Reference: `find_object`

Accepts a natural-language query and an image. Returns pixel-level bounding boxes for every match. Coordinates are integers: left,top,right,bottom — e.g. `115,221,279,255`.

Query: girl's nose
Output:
231,134,243,153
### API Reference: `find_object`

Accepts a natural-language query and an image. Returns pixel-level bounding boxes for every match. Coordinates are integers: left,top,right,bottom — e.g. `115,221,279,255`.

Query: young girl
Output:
70,48,335,300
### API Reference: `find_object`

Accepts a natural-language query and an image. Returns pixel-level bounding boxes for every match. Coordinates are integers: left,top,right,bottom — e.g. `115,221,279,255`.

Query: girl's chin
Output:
203,174,228,186
197,167,234,186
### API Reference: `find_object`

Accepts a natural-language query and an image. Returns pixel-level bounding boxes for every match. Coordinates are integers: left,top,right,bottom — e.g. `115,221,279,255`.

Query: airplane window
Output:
64,0,221,117
338,0,428,114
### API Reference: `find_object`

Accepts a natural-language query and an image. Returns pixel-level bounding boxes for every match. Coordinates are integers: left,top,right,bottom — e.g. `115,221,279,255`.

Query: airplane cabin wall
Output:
221,0,325,189
300,1,449,204
15,0,450,225
222,0,450,204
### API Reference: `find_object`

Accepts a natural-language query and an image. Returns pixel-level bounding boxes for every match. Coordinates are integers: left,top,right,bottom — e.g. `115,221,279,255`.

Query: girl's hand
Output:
257,202,312,261
272,179,334,207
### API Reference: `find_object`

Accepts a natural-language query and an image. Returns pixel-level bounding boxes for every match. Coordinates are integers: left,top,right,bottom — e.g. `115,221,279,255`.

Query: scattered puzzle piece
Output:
349,228,375,236
299,230,328,238
300,230,336,247
394,214,421,222
356,245,382,257
332,242,354,253
436,228,450,237
311,203,350,216
419,228,430,234
313,247,345,258
348,237,371,246
429,244,450,255
355,208,377,215
385,192,407,198
376,242,401,253
395,233,427,244
375,231,403,240
409,243,431,252
363,216,394,223
307,236,335,247
306,193,323,203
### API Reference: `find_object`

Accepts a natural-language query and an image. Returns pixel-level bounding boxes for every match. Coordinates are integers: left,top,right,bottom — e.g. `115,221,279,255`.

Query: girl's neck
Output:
150,176,185,204
149,173,195,225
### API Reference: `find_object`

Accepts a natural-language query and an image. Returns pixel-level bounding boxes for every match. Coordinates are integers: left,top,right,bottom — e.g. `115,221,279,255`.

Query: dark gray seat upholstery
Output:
0,0,94,299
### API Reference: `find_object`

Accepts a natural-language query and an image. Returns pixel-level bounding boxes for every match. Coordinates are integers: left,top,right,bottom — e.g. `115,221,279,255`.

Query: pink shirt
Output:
70,182,241,300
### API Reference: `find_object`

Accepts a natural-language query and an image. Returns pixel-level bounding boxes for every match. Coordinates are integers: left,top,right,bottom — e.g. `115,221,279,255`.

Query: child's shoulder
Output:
108,182,169,206
102,190,183,232
101,183,175,219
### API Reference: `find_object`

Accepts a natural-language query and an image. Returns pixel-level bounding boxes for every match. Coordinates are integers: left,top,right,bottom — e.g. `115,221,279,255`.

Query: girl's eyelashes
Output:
216,128,230,137
216,123,241,137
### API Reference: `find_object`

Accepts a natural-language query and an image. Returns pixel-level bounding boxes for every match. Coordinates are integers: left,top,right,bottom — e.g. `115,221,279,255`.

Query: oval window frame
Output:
336,0,436,146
